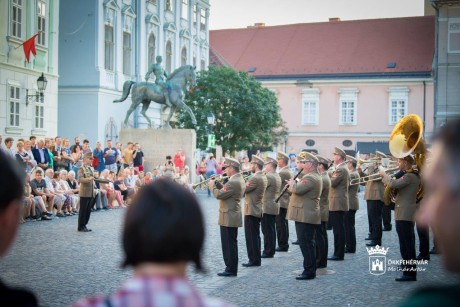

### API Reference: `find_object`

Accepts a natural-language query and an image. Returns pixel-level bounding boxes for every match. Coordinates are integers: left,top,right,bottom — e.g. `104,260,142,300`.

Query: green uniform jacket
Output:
78,165,96,198
348,170,360,210
287,171,322,225
329,162,350,211
212,173,245,227
244,171,267,218
320,172,331,222
278,166,294,209
263,171,281,215
382,172,420,222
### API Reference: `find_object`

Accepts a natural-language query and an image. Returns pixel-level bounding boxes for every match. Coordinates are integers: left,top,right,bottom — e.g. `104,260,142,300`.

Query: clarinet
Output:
275,169,303,203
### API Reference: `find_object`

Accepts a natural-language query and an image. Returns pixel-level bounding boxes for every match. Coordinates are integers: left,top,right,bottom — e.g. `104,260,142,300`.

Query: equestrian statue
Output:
113,56,197,128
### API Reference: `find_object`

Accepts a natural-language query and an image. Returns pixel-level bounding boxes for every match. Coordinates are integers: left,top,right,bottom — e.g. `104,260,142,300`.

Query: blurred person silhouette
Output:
0,150,38,306
73,179,230,307
400,118,460,306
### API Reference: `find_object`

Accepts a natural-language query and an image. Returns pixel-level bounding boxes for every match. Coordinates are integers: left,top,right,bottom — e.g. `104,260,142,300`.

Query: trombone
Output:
192,172,252,189
350,166,399,185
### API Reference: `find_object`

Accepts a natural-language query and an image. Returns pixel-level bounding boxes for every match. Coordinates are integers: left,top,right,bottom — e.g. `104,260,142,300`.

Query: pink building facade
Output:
210,16,435,157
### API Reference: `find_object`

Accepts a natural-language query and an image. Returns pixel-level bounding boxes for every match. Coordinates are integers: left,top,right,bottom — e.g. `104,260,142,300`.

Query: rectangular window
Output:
11,0,23,38
388,87,409,124
301,88,320,125
105,25,114,70
181,0,188,20
340,101,356,124
148,0,157,4
193,5,197,25
166,0,173,12
200,8,206,31
35,104,44,129
9,86,20,127
37,0,46,45
448,18,460,53
123,32,132,75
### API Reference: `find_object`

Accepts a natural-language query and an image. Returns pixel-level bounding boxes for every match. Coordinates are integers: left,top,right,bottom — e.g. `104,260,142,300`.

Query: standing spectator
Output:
132,143,145,172
122,142,135,169
44,139,55,171
93,141,106,173
173,148,186,171
70,137,81,153
32,139,51,170
3,137,15,157
23,140,37,169
29,136,37,150
116,142,123,174
289,153,297,172
198,157,206,176
71,145,84,178
205,153,220,197
82,139,92,154
103,140,118,173
241,156,251,174
0,151,39,306
0,134,3,151
15,141,34,173
55,136,62,153
61,138,73,171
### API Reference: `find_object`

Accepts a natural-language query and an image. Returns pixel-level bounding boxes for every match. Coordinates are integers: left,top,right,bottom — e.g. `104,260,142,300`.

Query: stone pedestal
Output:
119,128,197,182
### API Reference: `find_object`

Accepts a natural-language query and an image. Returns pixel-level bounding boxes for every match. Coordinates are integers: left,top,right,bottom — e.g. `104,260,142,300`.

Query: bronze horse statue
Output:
113,65,197,128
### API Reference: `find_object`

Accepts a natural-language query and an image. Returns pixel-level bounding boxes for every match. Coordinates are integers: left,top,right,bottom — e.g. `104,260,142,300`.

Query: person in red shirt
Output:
173,148,186,171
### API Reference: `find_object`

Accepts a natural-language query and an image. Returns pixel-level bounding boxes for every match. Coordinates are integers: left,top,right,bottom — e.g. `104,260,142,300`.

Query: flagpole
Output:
14,31,42,49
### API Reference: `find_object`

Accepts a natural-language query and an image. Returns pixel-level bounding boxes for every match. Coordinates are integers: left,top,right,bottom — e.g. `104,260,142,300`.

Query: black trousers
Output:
368,200,383,243
345,210,356,252
275,207,289,250
295,222,317,276
244,215,261,264
315,221,328,268
261,213,276,256
220,226,238,273
78,196,95,230
396,220,416,277
416,222,430,257
367,201,373,234
329,211,345,258
382,204,392,228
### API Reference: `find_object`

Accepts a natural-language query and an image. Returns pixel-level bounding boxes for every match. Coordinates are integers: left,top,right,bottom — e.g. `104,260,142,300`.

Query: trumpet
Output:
350,166,399,185
192,174,227,189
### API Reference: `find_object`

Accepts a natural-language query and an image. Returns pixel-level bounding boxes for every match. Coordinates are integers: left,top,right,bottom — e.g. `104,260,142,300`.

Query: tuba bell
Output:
384,114,426,206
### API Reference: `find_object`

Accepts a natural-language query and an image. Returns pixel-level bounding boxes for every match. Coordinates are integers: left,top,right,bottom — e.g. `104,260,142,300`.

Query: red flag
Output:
23,33,39,63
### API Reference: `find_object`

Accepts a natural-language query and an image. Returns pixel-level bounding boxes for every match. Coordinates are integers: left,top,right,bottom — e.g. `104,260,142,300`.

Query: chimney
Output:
329,17,341,22
248,22,266,28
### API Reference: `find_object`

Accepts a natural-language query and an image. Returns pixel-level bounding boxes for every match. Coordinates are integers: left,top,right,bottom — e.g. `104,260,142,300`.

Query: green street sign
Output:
208,134,216,148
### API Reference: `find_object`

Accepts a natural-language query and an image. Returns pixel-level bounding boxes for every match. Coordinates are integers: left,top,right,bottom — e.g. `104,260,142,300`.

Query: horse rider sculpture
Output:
145,55,172,107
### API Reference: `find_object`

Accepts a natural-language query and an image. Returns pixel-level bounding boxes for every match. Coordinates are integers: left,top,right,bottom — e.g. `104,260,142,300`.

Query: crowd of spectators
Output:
0,135,193,224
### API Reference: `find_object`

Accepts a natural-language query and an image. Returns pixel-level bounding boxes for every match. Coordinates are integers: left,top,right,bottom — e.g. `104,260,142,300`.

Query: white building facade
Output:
58,0,210,144
0,0,60,140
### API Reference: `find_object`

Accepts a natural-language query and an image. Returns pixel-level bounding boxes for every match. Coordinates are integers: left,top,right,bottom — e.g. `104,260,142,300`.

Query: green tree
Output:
176,66,287,154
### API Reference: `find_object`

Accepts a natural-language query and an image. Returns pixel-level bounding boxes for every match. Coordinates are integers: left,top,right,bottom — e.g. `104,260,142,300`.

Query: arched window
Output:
148,33,156,67
181,46,187,66
166,41,172,74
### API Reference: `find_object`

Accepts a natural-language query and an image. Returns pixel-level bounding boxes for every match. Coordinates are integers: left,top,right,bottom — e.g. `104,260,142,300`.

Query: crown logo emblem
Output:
366,245,389,255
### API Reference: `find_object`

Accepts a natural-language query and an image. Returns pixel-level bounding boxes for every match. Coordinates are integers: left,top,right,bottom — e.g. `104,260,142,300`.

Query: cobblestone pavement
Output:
1,190,459,306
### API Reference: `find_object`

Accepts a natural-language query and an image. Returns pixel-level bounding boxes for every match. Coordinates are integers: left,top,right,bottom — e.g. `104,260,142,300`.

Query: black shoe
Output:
383,226,392,231
416,254,430,261
366,241,381,247
327,256,344,261
276,247,289,252
296,274,316,280
345,249,355,253
78,228,91,232
365,237,373,240
217,271,237,277
242,262,260,267
84,227,92,232
395,275,416,282
429,247,438,255
261,254,273,258
292,240,300,245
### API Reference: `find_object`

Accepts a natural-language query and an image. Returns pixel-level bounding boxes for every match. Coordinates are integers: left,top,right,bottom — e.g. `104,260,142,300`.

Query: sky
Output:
209,0,426,30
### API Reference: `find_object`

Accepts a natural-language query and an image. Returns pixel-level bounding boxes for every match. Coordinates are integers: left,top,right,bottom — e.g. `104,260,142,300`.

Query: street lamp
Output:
207,112,216,126
26,73,48,106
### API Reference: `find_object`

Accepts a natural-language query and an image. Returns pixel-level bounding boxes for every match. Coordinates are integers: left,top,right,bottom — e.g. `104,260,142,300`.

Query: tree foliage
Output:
176,66,287,154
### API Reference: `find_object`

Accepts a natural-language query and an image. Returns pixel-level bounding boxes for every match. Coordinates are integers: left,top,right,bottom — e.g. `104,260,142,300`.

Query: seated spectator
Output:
30,169,61,216
23,140,37,169
114,172,132,205
73,179,228,307
15,141,34,173
143,172,153,185
152,168,162,181
0,151,38,306
99,170,123,208
92,170,109,211
43,169,67,217
66,170,79,195
123,168,137,193
58,170,79,214
24,173,52,221
135,171,145,189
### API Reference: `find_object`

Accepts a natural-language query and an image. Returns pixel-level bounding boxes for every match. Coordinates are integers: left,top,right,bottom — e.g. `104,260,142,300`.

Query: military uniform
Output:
345,156,359,253
78,153,97,232
276,152,294,251
243,156,267,266
316,155,331,268
212,158,245,275
261,157,282,257
362,164,385,246
287,152,322,279
382,165,420,280
328,147,350,260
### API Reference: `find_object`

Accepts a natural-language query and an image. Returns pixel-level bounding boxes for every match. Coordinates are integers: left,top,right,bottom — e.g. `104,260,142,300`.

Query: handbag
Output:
92,156,99,168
